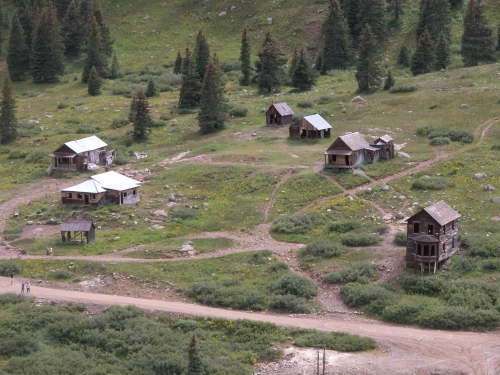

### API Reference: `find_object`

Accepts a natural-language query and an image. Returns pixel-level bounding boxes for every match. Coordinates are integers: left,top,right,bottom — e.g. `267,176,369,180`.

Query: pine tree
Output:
194,30,210,83
387,0,405,24
411,29,435,75
383,70,395,90
315,52,323,72
0,71,18,144
91,0,113,57
132,90,152,141
356,0,386,42
397,44,410,67
178,47,201,109
435,33,449,70
497,23,500,51
78,0,92,43
110,51,120,78
239,28,251,86
173,51,182,74
344,0,361,39
255,31,285,92
289,48,299,80
128,94,136,123
82,17,108,82
145,78,158,97
87,66,102,96
355,24,382,93
53,0,71,20
187,335,205,375
0,1,4,53
416,0,451,42
321,0,351,73
18,2,34,49
198,56,228,134
7,14,31,81
461,0,495,66
292,49,316,91
61,0,83,55
31,2,65,84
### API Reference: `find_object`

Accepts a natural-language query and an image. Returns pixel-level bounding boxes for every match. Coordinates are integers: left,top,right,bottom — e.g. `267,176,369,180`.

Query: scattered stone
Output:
480,87,490,91
395,212,405,219
483,185,495,191
134,221,138,225
151,224,165,230
252,132,257,136
381,185,390,191
397,152,411,158
474,173,486,180
230,5,236,10
144,218,150,222
218,10,226,16
492,197,500,203
365,188,372,194
27,221,33,225
266,18,272,24
169,194,176,202
179,241,196,255
459,103,469,109
112,237,120,241
398,196,406,201
351,96,364,102
102,264,108,269
133,152,147,159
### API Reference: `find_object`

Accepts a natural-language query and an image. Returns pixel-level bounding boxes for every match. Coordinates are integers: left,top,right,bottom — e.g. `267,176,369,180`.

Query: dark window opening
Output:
123,192,127,197
452,238,456,248
67,193,72,199
413,223,420,234
417,244,422,256
345,155,349,165
452,221,455,230
77,194,83,199
91,194,96,200
428,224,434,235
133,190,136,195
431,246,435,256
331,155,337,162
443,225,446,234
443,243,446,252
424,245,429,256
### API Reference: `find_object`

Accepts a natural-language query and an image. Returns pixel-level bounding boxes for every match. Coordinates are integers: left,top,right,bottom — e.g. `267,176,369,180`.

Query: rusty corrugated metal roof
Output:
61,221,95,232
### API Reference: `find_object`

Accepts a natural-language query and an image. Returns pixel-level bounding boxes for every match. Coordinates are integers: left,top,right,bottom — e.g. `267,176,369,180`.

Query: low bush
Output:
448,129,474,143
45,219,61,225
317,96,333,104
269,262,289,272
0,146,11,154
270,274,318,299
112,117,129,128
171,207,200,220
0,293,26,305
76,123,98,134
389,85,417,93
271,212,325,234
221,60,241,72
293,330,377,352
373,225,389,235
324,262,373,284
429,104,440,109
296,100,313,108
25,150,48,164
270,294,311,313
229,106,248,117
8,149,29,159
416,125,434,136
467,237,500,258
151,119,167,128
190,283,268,311
427,128,450,139
55,269,73,279
401,275,444,297
57,102,69,109
394,231,407,246
0,262,21,276
328,220,361,233
302,240,347,259
177,108,194,114
160,113,172,121
491,144,500,151
429,137,451,146
251,250,272,265
412,177,453,190
341,233,381,247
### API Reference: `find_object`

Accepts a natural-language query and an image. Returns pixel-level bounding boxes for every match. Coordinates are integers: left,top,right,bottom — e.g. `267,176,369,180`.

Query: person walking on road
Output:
21,281,25,294
26,282,30,293
11,273,13,285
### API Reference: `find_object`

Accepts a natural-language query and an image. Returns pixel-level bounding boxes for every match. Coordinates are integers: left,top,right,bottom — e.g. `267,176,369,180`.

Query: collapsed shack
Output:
61,221,96,244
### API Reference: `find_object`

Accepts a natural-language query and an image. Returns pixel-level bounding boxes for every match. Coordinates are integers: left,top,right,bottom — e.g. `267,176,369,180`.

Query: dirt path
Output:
0,279,498,375
264,169,293,222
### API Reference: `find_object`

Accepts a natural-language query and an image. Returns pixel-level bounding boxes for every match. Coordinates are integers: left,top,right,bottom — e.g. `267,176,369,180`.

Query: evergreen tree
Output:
255,31,285,92
435,33,449,70
355,24,382,93
61,0,82,55
461,0,495,66
397,44,410,67
178,47,201,109
289,48,299,80
187,335,205,375
82,17,108,82
53,0,71,20
383,70,395,90
315,52,323,71
387,0,405,24
239,28,251,86
411,29,435,75
145,78,158,97
356,0,386,42
194,30,210,83
110,51,120,78
128,94,136,123
0,1,4,53
292,49,316,91
31,2,65,83
91,0,113,57
448,0,463,10
78,0,92,43
497,23,500,51
416,0,451,42
0,71,18,144
173,51,182,74
198,56,228,134
18,3,34,49
7,14,31,81
344,0,361,39
321,0,351,73
87,66,101,96
132,90,152,141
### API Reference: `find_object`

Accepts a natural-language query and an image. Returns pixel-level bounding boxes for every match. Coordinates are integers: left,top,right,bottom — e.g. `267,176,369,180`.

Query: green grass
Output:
333,171,370,189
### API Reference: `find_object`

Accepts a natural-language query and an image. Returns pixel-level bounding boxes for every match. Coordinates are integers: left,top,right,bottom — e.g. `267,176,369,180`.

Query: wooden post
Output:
322,347,326,375
317,348,320,375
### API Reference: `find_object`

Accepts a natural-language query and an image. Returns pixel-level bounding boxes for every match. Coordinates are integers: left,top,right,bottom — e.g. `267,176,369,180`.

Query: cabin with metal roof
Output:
289,114,332,139
324,132,380,168
405,201,460,274
373,135,394,160
61,171,141,206
265,103,294,126
48,135,115,175
61,221,96,243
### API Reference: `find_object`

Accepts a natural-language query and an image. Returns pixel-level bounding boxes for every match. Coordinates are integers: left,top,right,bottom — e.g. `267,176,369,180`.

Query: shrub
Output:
373,225,389,235
401,275,444,297
317,96,333,104
448,129,474,143
160,113,172,121
112,117,129,128
270,294,311,313
427,128,450,139
341,233,381,247
0,262,21,276
302,240,347,259
467,237,500,258
411,177,453,190
251,250,272,265
270,274,318,299
8,149,29,159
229,106,248,117
271,213,325,235
0,146,11,154
324,262,374,284
293,330,377,352
429,104,440,109
429,137,451,145
0,332,40,356
177,108,194,114
268,262,289,272
76,123,98,134
0,293,26,305
171,207,200,220
328,220,361,233
491,144,500,151
25,150,48,164
57,102,69,109
55,269,73,279
389,85,417,93
296,100,313,108
45,219,61,225
394,231,407,246
340,283,393,307
151,119,167,128
416,125,434,136
220,60,241,72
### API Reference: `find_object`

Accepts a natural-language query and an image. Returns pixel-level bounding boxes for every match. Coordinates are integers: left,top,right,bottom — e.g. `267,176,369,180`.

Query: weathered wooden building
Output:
61,171,141,206
265,103,294,126
324,132,380,168
289,114,332,139
373,135,394,159
61,221,96,244
405,200,460,274
48,135,115,175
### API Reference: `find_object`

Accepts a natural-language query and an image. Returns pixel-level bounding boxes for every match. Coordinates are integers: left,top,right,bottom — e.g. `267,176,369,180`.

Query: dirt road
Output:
0,279,498,375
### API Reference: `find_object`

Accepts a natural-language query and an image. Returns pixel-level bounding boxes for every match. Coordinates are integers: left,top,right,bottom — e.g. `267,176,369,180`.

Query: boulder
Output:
169,194,176,202
459,103,469,109
395,212,405,219
492,197,500,203
474,173,486,180
351,96,364,102
27,221,33,225
365,188,372,194
397,152,411,158
483,185,495,191
381,185,390,191
218,11,226,16
266,18,272,24
179,241,196,255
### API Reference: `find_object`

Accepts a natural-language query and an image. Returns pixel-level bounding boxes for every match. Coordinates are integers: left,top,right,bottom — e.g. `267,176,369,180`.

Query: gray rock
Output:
397,152,411,158
27,221,33,225
395,212,405,219
266,17,272,24
398,196,406,201
480,87,490,92
491,197,500,203
460,103,469,109
102,264,108,269
381,185,390,191
179,243,196,255
474,173,486,180
483,185,495,191
144,218,150,223
351,96,364,102
168,194,176,202
218,10,226,16
365,188,372,194
112,237,120,241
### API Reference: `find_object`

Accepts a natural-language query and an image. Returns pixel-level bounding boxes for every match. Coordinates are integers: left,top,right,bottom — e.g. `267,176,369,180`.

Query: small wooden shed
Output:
324,132,380,168
61,221,96,244
266,103,294,126
290,114,332,139
373,135,394,159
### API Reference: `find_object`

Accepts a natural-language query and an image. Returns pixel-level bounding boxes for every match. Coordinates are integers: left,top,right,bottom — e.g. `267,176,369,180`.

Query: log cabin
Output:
265,102,294,126
289,114,332,139
373,135,394,159
324,132,380,168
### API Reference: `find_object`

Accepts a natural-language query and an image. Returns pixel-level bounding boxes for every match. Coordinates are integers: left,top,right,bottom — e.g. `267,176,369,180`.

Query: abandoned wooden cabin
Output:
60,171,141,206
374,135,395,159
48,135,115,175
324,132,380,168
289,114,332,139
61,221,96,244
405,200,460,274
265,102,294,126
